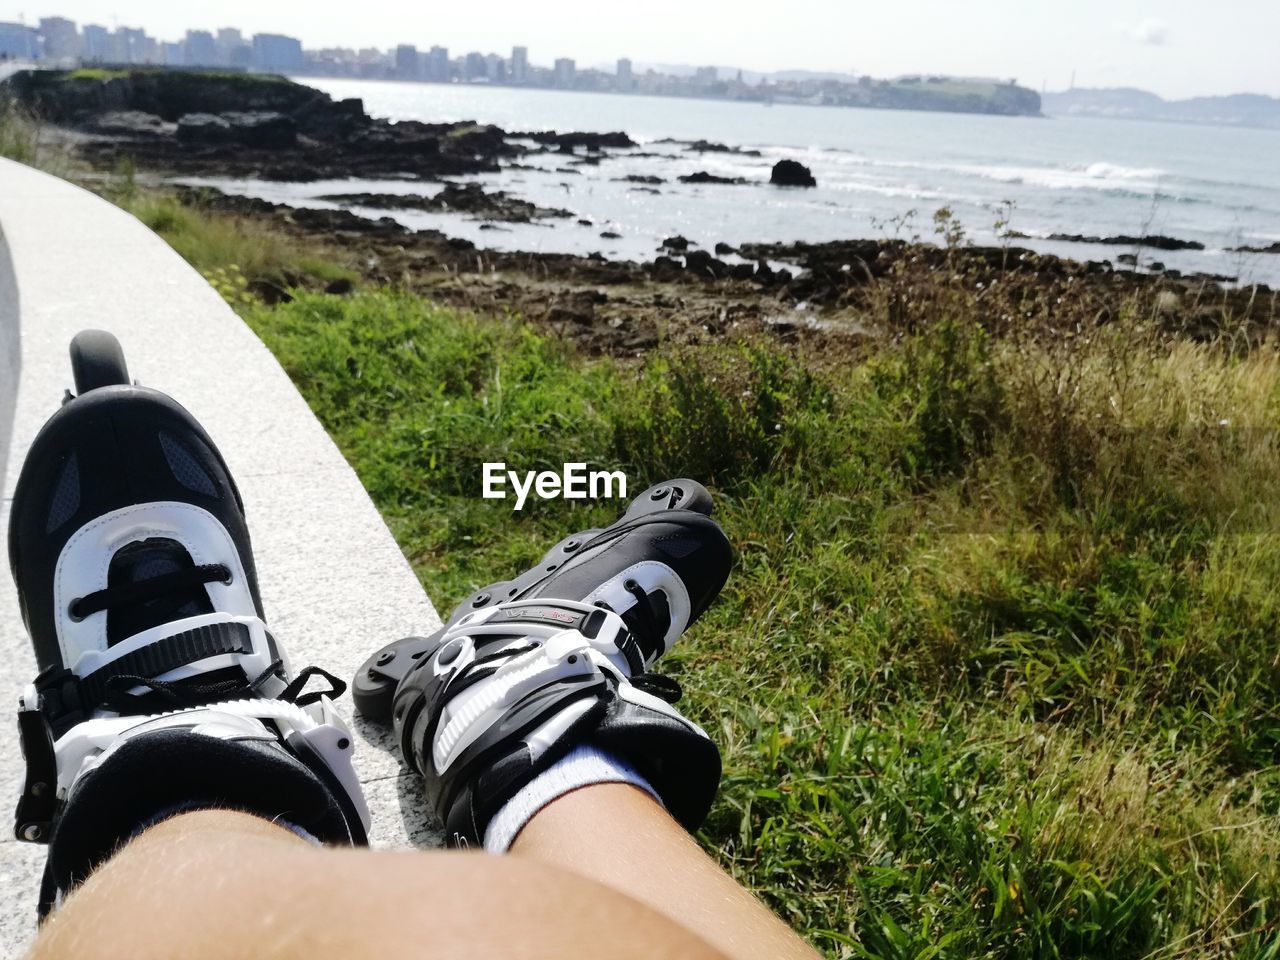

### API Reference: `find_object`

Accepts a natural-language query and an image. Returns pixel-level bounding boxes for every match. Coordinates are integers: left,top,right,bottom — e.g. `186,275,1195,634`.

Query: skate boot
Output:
9,331,369,915
354,478,733,848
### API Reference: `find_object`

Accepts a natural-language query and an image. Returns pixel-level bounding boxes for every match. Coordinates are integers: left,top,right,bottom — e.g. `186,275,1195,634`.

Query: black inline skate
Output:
354,477,734,848
9,330,368,915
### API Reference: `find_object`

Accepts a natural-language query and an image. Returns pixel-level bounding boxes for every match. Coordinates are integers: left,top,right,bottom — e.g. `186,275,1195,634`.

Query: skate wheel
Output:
353,634,441,724
69,329,130,394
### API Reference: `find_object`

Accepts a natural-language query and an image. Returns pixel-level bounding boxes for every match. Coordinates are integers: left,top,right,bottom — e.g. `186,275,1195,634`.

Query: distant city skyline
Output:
2,1,1278,99
11,15,1039,109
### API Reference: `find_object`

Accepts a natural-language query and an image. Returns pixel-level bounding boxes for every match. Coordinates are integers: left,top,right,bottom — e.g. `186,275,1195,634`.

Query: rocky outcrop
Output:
4,69,640,183
520,130,636,152
770,159,817,187
678,171,749,185
5,69,326,123
177,111,297,149
684,140,762,157
85,110,175,139
1231,241,1280,254
316,183,573,222
1035,232,1206,251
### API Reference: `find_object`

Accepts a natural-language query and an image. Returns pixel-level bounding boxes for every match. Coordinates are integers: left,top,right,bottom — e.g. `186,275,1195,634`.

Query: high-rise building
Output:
183,29,218,66
0,22,39,59
38,16,80,60
356,47,389,78
395,44,420,80
115,27,157,64
81,24,110,61
695,66,718,82
510,45,528,84
553,57,576,88
163,41,185,66
616,57,633,91
463,51,486,81
484,53,505,83
133,32,159,64
215,28,245,65
426,45,449,81
252,33,304,72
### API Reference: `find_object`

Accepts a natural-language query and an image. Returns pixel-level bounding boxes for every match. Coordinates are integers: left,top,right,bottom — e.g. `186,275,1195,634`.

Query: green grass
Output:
0,91,62,170
107,188,357,292
239,288,1280,958
62,67,295,86
63,68,129,81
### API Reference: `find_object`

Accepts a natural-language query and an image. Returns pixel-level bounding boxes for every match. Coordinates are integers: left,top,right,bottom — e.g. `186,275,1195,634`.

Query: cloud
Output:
1127,18,1170,46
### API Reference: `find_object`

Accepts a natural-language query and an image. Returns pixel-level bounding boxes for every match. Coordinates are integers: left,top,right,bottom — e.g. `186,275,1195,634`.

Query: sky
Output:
4,0,1278,99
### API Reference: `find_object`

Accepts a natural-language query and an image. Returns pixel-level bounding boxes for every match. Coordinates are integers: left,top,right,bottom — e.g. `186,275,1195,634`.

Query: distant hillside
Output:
1043,87,1280,130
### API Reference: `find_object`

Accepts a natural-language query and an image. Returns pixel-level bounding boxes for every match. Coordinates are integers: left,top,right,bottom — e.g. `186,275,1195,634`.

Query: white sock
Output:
483,744,660,853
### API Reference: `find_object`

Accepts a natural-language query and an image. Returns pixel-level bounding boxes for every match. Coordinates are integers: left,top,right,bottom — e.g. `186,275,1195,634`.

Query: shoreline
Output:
6,67,1276,358
290,72,1048,120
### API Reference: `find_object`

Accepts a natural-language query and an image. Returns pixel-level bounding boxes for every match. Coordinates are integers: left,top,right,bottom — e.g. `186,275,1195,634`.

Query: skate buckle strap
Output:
76,620,253,707
14,688,57,843
36,617,276,729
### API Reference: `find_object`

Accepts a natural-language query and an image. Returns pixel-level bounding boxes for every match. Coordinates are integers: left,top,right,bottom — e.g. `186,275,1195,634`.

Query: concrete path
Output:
0,158,444,953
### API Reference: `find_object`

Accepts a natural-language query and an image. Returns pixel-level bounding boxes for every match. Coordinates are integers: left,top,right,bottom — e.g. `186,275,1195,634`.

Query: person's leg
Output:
30,809,726,960
513,783,820,960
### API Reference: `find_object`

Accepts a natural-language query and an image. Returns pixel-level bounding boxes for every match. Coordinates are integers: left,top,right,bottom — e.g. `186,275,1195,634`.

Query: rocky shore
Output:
172,182,1275,357
6,68,1276,357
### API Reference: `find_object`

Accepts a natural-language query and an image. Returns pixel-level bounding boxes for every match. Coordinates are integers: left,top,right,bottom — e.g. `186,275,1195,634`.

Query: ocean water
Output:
197,77,1280,286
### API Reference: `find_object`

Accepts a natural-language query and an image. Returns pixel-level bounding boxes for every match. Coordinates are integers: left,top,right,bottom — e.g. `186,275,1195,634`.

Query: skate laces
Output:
71,557,351,712
68,562,231,623
103,662,347,714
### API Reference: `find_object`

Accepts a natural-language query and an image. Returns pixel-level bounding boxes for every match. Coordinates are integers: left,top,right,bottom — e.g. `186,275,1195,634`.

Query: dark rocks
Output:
86,110,174,139
770,159,817,187
324,277,354,295
601,231,622,239
662,236,691,251
678,171,749,185
246,279,293,304
447,123,510,156
431,182,572,221
175,185,281,216
9,69,507,181
685,140,763,157
684,249,730,278
614,175,665,184
648,256,684,282
6,68,325,124
1047,233,1206,251
175,112,231,143
714,242,739,256
523,130,636,152
1231,241,1280,254
315,183,573,223
189,111,297,149
289,207,407,236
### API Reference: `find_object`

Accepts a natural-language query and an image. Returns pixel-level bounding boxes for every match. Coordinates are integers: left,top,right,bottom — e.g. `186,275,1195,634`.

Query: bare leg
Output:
30,809,726,960
512,783,821,960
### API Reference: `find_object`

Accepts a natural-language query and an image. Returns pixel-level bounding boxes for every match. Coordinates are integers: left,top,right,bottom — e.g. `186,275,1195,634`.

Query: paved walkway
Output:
0,158,443,953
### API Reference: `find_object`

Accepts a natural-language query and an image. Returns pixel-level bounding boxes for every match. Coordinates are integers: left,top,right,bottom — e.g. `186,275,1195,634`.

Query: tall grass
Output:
0,93,44,167
243,289,1280,958
108,188,358,290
